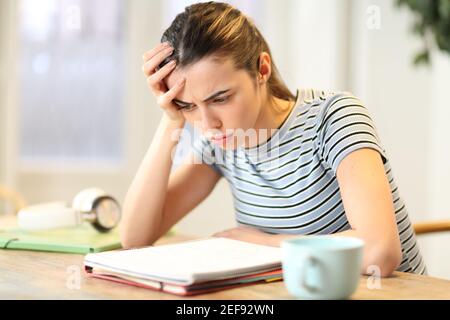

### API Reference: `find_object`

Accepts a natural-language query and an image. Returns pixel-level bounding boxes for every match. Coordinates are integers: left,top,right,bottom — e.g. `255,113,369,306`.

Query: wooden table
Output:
1,215,450,300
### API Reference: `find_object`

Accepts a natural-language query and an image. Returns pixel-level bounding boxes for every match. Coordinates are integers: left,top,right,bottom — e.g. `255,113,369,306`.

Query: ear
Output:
257,52,271,84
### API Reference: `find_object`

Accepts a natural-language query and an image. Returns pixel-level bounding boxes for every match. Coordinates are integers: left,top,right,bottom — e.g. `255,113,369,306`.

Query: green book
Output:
0,222,122,254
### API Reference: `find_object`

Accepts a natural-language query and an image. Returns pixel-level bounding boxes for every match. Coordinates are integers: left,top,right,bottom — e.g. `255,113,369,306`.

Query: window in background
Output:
18,0,125,166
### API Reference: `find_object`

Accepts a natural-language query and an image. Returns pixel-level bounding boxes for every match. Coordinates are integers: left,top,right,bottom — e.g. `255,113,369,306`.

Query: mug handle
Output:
300,255,322,293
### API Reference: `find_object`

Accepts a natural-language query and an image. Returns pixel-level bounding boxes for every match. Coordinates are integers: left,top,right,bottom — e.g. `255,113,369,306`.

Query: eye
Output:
179,104,197,112
213,96,229,104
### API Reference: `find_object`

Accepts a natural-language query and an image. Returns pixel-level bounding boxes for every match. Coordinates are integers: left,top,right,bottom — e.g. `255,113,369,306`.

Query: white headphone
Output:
17,188,121,233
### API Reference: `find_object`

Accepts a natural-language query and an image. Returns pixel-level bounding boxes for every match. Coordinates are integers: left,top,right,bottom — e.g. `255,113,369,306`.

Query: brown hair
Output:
159,1,296,109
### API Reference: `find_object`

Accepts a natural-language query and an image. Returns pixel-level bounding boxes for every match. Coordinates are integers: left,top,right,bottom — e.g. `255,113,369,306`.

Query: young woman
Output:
120,1,426,277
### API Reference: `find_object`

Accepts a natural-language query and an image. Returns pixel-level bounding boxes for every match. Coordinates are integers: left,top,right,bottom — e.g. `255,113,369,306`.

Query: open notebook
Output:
84,237,283,296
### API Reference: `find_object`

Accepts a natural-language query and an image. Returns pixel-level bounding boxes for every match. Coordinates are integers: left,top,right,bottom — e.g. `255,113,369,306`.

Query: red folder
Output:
84,265,283,296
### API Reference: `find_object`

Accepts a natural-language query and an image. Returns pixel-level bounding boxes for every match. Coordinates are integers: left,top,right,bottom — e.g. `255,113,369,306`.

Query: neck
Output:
247,95,294,148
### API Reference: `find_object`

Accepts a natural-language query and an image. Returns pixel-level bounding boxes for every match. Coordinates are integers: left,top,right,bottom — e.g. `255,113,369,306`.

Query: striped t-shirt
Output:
192,88,427,275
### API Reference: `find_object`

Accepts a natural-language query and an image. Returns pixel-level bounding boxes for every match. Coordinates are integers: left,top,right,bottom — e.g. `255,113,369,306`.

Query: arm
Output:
120,115,221,248
330,148,402,277
214,148,402,277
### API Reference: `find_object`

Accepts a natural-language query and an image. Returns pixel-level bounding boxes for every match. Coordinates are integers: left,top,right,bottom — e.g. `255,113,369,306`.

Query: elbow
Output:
119,220,134,249
119,233,156,250
363,241,402,278
119,227,137,249
120,235,138,250
119,223,157,249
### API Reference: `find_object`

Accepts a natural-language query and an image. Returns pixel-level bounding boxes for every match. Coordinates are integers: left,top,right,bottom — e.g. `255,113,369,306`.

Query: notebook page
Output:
84,237,282,285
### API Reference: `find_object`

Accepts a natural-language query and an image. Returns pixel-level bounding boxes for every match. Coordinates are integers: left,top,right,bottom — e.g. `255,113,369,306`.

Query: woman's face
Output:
164,55,267,150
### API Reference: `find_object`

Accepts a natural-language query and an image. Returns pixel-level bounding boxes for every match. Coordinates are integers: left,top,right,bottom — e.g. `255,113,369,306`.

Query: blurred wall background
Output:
0,0,449,279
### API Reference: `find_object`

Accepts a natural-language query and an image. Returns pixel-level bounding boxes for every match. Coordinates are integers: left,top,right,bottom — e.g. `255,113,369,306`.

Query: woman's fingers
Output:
142,42,170,63
156,77,186,107
142,46,175,77
146,60,177,89
141,43,187,123
154,78,186,121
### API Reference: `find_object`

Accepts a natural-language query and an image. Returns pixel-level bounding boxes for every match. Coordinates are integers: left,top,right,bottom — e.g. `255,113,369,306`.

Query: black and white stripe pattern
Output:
192,88,427,275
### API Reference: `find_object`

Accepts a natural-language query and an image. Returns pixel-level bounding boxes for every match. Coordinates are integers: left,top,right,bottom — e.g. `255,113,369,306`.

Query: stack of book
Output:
84,237,283,296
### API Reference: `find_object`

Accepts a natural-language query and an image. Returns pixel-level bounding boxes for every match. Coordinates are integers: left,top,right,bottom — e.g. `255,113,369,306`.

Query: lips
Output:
210,133,233,143
211,134,229,140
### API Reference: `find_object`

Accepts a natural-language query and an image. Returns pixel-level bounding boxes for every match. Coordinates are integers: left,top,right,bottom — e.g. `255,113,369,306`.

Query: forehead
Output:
165,55,248,101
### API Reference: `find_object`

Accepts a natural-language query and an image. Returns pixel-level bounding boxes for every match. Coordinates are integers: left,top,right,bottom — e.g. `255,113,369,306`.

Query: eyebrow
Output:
173,89,231,106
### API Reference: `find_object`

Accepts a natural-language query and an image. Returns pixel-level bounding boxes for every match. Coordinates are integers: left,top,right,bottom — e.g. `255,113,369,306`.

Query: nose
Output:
200,108,222,131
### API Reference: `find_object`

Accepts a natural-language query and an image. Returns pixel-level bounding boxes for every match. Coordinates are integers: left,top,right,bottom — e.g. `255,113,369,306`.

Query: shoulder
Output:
311,90,374,134
315,91,363,121
292,88,355,118
297,88,338,105
290,88,362,129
